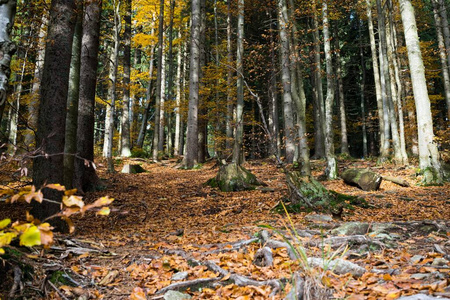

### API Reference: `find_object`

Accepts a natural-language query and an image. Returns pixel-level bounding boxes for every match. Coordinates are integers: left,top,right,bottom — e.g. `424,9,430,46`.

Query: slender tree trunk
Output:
322,0,337,179
198,0,207,163
174,32,183,156
64,3,83,188
73,0,102,193
136,27,155,148
288,0,310,174
366,0,385,157
360,20,368,158
377,0,393,161
152,0,164,161
185,0,201,168
334,25,349,156
399,0,443,184
439,0,450,76
278,0,295,164
226,0,234,154
32,0,76,221
0,0,16,126
158,40,166,153
25,19,46,149
232,0,245,164
120,0,131,157
433,0,450,120
268,11,280,158
166,0,175,156
311,3,325,159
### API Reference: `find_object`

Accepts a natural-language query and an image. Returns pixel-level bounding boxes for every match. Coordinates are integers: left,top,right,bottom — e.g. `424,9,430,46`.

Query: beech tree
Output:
32,0,76,221
399,0,443,184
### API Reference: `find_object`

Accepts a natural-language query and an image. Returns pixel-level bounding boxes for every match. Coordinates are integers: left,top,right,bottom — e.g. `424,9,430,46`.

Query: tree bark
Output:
152,0,164,161
278,0,295,164
322,0,337,179
64,2,83,188
432,0,450,121
185,0,201,168
73,0,103,193
120,0,132,157
232,0,245,164
399,0,443,184
0,0,16,126
225,0,234,154
365,0,385,157
174,31,183,156
32,0,76,221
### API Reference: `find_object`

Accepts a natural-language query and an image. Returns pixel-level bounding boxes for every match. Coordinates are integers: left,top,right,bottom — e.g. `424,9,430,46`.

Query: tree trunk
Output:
120,0,132,157
158,40,166,153
136,26,155,149
0,0,16,126
185,0,201,168
365,0,385,158
225,0,234,154
341,168,382,191
232,0,245,164
152,0,164,161
198,0,207,163
439,0,450,77
360,21,368,158
432,0,450,120
311,4,325,159
399,0,443,184
174,31,183,156
333,26,349,156
278,0,295,164
268,9,280,158
288,0,310,175
166,0,175,156
322,0,337,179
73,0,103,193
64,3,83,188
32,0,76,222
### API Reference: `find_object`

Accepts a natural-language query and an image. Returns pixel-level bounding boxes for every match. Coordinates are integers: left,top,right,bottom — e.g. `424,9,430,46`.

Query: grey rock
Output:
163,290,192,300
171,271,189,281
432,258,449,266
305,214,333,223
331,222,370,236
410,273,431,280
411,255,425,264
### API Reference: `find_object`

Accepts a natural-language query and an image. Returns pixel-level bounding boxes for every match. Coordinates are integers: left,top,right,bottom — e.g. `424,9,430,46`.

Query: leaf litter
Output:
0,158,449,299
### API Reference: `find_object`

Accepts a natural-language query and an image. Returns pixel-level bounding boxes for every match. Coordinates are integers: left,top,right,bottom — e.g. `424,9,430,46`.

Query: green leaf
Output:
96,207,110,216
0,218,11,230
20,225,41,247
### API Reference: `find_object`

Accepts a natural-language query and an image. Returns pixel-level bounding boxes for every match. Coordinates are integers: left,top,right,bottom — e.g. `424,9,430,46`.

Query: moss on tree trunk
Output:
341,168,382,191
206,163,265,192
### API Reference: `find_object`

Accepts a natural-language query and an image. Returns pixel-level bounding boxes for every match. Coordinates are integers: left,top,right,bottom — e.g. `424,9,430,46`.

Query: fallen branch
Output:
156,278,218,294
9,266,23,298
382,175,410,187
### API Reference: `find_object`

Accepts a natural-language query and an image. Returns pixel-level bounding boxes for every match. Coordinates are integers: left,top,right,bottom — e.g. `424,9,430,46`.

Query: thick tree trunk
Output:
185,0,201,168
174,32,183,156
0,0,16,126
278,0,295,164
32,0,76,222
206,163,265,192
120,0,132,157
399,0,443,184
322,0,337,179
232,0,245,164
341,168,382,191
73,0,103,193
64,4,83,188
225,0,234,154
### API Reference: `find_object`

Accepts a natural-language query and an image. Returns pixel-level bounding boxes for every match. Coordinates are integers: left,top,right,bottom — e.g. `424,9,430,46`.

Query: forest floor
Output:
0,157,449,299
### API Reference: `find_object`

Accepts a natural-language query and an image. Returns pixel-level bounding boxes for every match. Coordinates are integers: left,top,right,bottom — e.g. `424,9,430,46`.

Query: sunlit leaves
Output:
19,225,41,247
0,218,11,230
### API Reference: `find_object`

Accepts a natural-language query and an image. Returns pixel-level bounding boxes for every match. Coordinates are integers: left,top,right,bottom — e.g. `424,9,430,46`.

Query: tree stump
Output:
286,171,366,215
121,164,146,174
206,163,265,192
341,168,382,191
